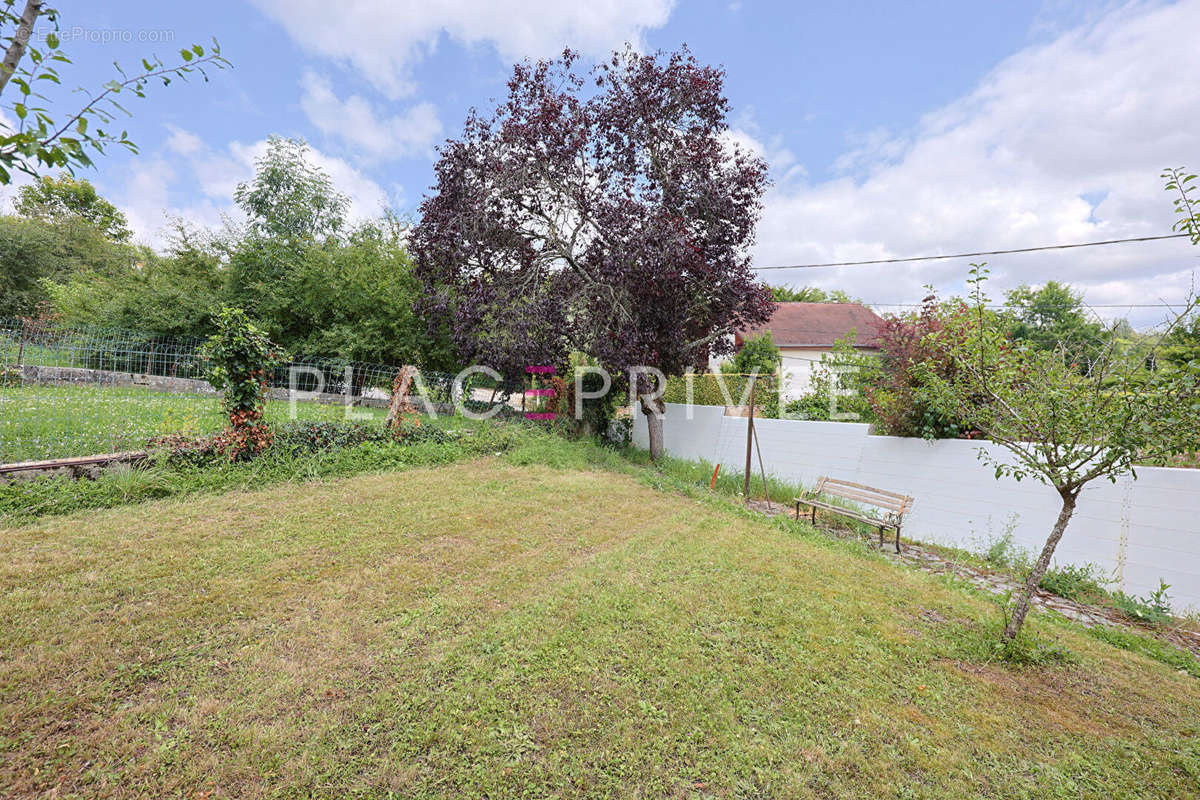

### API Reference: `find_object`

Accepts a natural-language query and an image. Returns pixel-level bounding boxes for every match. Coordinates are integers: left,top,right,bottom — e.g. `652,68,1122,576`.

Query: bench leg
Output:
794,500,799,520
895,526,902,554
811,506,816,525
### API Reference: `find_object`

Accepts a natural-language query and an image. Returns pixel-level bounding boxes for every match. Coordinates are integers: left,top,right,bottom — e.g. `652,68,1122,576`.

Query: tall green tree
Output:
43,221,222,337
233,136,350,242
40,135,452,369
770,285,858,303
723,331,781,375
14,173,131,240
1004,280,1106,369
0,213,60,316
0,202,139,318
1162,311,1200,370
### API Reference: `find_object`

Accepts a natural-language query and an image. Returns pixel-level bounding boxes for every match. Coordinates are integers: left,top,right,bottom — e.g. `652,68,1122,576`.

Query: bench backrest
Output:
814,476,914,519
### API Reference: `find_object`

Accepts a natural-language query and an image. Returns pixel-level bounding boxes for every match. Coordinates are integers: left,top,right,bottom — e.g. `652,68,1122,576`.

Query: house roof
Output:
738,302,883,348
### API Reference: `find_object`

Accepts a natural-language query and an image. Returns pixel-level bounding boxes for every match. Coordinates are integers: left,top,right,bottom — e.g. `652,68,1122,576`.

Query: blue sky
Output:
15,1,1200,322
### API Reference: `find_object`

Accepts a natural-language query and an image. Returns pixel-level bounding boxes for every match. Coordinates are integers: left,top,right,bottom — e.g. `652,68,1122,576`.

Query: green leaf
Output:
14,103,26,120
180,49,194,62
192,44,204,57
76,117,87,135
45,32,59,49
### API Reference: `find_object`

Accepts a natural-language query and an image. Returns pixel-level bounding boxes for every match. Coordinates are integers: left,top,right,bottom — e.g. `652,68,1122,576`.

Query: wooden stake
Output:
743,378,755,502
710,463,721,490
753,422,772,511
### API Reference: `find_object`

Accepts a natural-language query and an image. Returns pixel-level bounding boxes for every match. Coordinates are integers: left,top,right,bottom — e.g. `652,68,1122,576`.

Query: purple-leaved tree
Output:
411,46,774,458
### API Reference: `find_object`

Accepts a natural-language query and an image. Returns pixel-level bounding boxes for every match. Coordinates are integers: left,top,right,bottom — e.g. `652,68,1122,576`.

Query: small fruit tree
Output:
922,266,1200,643
201,307,284,460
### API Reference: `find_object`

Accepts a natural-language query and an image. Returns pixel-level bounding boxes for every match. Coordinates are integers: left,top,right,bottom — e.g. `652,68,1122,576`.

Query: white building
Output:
720,302,884,399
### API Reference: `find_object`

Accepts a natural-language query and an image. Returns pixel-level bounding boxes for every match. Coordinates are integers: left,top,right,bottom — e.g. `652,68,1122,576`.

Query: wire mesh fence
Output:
0,317,469,464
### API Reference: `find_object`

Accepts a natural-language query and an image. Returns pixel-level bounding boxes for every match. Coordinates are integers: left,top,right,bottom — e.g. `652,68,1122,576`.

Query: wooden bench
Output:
794,477,914,553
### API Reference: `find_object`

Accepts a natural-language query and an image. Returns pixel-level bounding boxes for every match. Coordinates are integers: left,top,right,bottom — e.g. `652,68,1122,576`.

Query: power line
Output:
861,302,1187,309
752,233,1191,271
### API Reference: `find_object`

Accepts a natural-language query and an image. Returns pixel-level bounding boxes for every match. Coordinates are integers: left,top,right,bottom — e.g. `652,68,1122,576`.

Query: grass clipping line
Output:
1,459,1198,798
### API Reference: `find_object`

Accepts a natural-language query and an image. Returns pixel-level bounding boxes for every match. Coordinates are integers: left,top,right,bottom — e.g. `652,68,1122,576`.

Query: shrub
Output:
783,334,877,422
9,418,529,523
663,372,779,416
867,294,977,439
982,531,1030,572
271,420,393,453
546,353,627,437
782,394,831,421
146,432,225,467
388,413,448,445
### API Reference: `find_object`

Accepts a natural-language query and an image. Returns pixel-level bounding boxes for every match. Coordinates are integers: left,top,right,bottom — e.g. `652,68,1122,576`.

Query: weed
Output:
1112,580,1174,627
1038,562,1112,602
1085,625,1200,677
981,528,1031,573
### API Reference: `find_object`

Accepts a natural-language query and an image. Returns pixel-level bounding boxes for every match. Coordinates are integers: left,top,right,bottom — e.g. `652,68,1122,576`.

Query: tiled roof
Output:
738,302,883,348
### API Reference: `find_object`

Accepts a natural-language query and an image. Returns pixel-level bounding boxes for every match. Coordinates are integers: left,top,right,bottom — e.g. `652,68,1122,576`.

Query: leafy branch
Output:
0,0,230,182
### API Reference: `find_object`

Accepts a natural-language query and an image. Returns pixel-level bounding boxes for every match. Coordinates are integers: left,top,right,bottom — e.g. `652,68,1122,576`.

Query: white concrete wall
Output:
633,403,1200,613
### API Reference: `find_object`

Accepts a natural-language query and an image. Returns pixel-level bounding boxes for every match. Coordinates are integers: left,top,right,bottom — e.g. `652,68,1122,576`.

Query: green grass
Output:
2,457,1199,799
6,419,1195,680
0,383,387,462
0,414,516,523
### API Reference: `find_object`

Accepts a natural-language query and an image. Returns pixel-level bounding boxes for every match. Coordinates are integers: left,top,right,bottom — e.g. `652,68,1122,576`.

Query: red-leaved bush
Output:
867,295,976,439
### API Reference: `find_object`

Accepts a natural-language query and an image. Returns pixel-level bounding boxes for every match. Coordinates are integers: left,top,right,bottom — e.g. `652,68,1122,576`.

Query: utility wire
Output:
752,233,1191,271
861,302,1187,309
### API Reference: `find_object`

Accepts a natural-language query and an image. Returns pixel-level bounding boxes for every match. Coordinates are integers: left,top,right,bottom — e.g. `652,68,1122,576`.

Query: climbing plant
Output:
201,306,284,459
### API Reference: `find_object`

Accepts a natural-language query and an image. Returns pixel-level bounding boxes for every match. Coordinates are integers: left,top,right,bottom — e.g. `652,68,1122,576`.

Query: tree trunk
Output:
385,365,415,430
1003,490,1078,642
640,394,665,461
0,0,41,96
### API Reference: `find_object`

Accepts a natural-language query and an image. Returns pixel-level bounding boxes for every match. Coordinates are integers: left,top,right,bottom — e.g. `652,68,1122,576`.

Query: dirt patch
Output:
938,659,1167,738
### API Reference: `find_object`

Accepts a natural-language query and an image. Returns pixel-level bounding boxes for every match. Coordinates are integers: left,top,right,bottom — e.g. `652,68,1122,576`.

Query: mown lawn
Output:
1,460,1197,799
0,383,387,463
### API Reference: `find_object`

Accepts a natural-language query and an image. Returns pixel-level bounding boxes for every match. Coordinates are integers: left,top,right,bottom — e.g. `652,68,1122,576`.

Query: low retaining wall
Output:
0,451,148,483
633,403,1200,613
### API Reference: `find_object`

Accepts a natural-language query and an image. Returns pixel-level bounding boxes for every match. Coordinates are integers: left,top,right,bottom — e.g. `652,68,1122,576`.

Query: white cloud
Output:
164,125,207,157
250,0,675,98
726,110,806,185
750,0,1200,325
105,129,395,248
299,71,442,160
